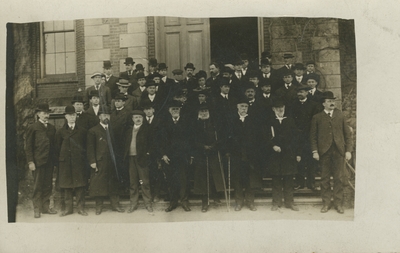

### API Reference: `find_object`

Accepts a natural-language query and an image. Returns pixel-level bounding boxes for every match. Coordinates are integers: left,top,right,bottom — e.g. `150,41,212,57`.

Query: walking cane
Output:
215,131,230,212
228,155,231,211
206,155,210,206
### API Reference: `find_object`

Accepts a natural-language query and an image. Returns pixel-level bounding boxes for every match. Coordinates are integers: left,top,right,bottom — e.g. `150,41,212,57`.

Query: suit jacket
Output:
307,89,323,104
76,111,98,130
123,124,150,167
275,84,298,109
291,99,320,148
84,84,112,107
110,106,132,151
258,71,280,93
85,105,105,119
213,93,238,128
55,124,87,188
144,115,162,157
159,116,191,159
25,121,56,167
293,75,306,86
105,75,119,98
310,108,353,156
206,74,222,98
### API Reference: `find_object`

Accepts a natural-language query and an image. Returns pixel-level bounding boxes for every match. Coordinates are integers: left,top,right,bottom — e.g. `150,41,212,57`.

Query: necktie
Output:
104,126,108,131
128,71,131,75
69,125,73,130
43,123,47,128
96,85,99,90
327,112,331,117
147,117,151,123
173,119,178,124
225,95,228,100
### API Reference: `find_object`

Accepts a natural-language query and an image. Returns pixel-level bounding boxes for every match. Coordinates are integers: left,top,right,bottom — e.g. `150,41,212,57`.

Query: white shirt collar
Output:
100,122,108,129
285,83,292,88
299,97,307,103
172,116,180,122
309,88,316,95
39,119,48,125
134,124,142,129
116,106,124,111
238,113,248,122
263,93,270,98
68,123,75,129
220,93,228,98
324,109,333,116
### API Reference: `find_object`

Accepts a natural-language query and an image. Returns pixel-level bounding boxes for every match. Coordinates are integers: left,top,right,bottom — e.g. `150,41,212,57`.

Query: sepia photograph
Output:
6,16,357,223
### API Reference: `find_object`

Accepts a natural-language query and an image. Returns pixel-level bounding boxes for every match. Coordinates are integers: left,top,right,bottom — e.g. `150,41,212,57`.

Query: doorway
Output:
210,17,259,65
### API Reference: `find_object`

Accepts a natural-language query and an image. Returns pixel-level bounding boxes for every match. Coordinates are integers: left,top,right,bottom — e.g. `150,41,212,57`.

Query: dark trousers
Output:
272,175,295,206
164,157,189,206
32,163,54,212
296,149,316,188
149,155,165,199
129,156,152,207
95,195,120,210
61,187,86,213
231,160,254,205
320,144,344,207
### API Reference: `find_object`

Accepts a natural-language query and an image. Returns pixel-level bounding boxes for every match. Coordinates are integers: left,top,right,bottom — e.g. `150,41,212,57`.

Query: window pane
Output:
45,54,56,74
65,53,76,73
64,20,74,30
55,33,65,53
55,53,66,74
43,21,54,32
44,33,55,53
54,20,64,31
65,32,75,52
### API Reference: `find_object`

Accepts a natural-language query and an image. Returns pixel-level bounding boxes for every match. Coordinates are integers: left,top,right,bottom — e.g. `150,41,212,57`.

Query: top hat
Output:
91,72,103,78
296,84,312,92
135,64,144,71
64,105,76,115
195,70,207,80
321,91,336,100
260,59,271,66
136,72,146,80
304,73,320,83
131,110,145,117
89,90,100,99
35,103,53,113
184,63,196,70
71,95,84,104
144,80,158,88
149,58,158,67
158,63,168,70
294,63,305,70
261,51,272,58
103,61,112,69
172,69,183,75
283,53,295,59
98,106,111,115
272,99,285,108
117,79,131,87
240,53,249,61
114,93,128,101
124,57,135,65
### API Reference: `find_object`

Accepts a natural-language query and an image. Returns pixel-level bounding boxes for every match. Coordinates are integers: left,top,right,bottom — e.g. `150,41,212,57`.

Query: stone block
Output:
316,22,339,37
324,74,342,89
311,36,339,51
318,49,340,62
271,51,302,65
85,61,103,75
119,17,147,24
127,23,147,34
318,62,341,75
119,59,148,73
84,18,103,26
270,17,294,26
85,36,104,50
120,33,147,48
314,18,338,24
271,25,301,39
271,39,296,53
85,24,110,37
85,49,110,62
128,47,148,58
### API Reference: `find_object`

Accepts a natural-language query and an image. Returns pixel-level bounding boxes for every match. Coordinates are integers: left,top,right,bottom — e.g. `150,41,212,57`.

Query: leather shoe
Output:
152,196,161,203
320,205,329,213
60,211,73,217
248,204,257,211
95,208,102,215
34,211,40,218
42,208,58,214
213,199,222,205
271,205,279,211
146,206,153,213
78,210,88,216
112,207,125,213
201,205,209,213
165,205,177,212
182,204,191,212
127,205,138,213
286,204,299,211
234,204,242,211
335,206,344,214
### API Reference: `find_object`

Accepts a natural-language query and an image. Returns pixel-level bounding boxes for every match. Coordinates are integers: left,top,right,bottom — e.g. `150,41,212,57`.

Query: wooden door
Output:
156,17,211,78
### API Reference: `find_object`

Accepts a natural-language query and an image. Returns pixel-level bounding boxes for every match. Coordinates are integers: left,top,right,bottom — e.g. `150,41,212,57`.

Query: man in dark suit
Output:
112,79,135,111
276,53,295,79
131,72,147,108
103,61,119,98
55,105,88,217
275,69,298,112
310,91,353,214
84,72,112,109
220,66,241,101
85,90,102,120
148,58,158,76
87,107,125,215
157,63,176,103
72,95,97,131
183,63,196,93
306,73,323,106
206,62,222,98
119,57,138,92
213,78,237,128
291,84,320,190
123,110,153,213
25,103,57,218
140,80,165,117
160,101,192,212
259,59,279,93
293,63,306,86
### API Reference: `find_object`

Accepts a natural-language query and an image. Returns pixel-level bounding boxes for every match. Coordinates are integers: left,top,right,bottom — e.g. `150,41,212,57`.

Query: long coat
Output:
291,99,320,147
105,75,120,98
84,85,112,107
265,117,299,176
55,124,87,188
25,121,56,167
87,124,121,196
123,123,151,167
76,111,98,131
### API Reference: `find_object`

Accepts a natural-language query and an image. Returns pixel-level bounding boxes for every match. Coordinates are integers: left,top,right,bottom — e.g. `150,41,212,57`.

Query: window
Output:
43,20,76,75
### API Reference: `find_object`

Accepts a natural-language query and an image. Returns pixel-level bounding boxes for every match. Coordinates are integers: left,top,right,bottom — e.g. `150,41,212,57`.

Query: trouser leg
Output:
109,195,120,209
95,197,103,211
41,163,54,212
295,159,306,187
129,156,140,206
137,161,152,207
320,147,334,206
165,163,179,206
232,161,244,205
63,188,73,213
332,146,344,207
75,187,86,211
271,176,283,206
32,168,44,212
283,175,294,206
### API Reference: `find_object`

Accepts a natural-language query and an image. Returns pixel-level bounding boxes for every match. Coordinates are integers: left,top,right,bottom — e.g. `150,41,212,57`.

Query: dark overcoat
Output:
55,124,87,188
76,111,98,130
87,124,121,196
105,75,120,98
84,85,112,107
25,121,56,167
291,99,320,147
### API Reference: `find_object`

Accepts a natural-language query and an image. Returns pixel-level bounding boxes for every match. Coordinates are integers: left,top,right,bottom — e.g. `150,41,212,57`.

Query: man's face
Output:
169,107,180,118
174,74,184,81
37,111,50,122
209,64,219,75
245,89,255,99
234,64,242,72
242,60,249,68
185,68,194,78
99,114,110,124
237,103,249,115
158,69,167,77
65,113,77,124
198,94,207,103
144,108,155,117
306,64,315,73
132,115,143,125
284,57,293,65
149,65,157,73
114,99,125,109
90,96,100,106
147,86,156,95
260,65,271,74
138,78,146,86
93,76,102,85
101,77,106,85
297,90,308,100
294,69,304,77
125,64,133,71
261,85,271,94
73,102,84,112
198,109,210,120
323,99,336,111
220,85,230,94
222,72,232,78
273,106,285,117
119,85,129,93
104,68,112,75
198,77,206,86
137,69,144,74
307,79,318,89
283,75,293,84
153,77,161,83
249,77,259,86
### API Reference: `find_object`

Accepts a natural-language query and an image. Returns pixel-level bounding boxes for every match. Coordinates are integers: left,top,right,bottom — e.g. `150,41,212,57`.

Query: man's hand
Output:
162,155,170,165
90,163,99,173
313,152,319,161
296,156,301,162
204,145,212,150
190,157,194,165
345,152,352,161
273,146,281,153
28,162,36,171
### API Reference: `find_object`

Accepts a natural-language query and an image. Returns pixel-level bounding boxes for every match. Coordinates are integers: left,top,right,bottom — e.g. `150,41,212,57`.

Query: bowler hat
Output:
233,59,244,66
114,93,128,101
103,61,112,69
321,91,336,101
149,58,158,67
89,90,100,99
117,79,131,87
296,84,312,92
168,100,182,108
136,72,146,80
306,61,315,66
91,72,103,79
282,69,294,77
184,63,196,70
272,99,285,108
131,110,145,117
218,77,231,87
240,53,249,61
294,63,305,70
71,95,84,104
283,53,294,59
197,104,210,112
144,80,158,87
135,64,144,71
195,89,209,96
195,70,207,80
259,79,272,87
236,97,249,105
158,63,168,70
172,69,183,75
141,101,154,109
98,106,111,115
243,81,256,91
260,59,271,66
221,66,234,75
64,105,76,115
248,70,259,79
261,51,272,58
304,73,320,83
124,57,135,65
35,103,53,113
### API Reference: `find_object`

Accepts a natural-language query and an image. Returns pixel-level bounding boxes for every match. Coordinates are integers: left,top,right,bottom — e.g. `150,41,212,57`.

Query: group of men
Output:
24,52,353,218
